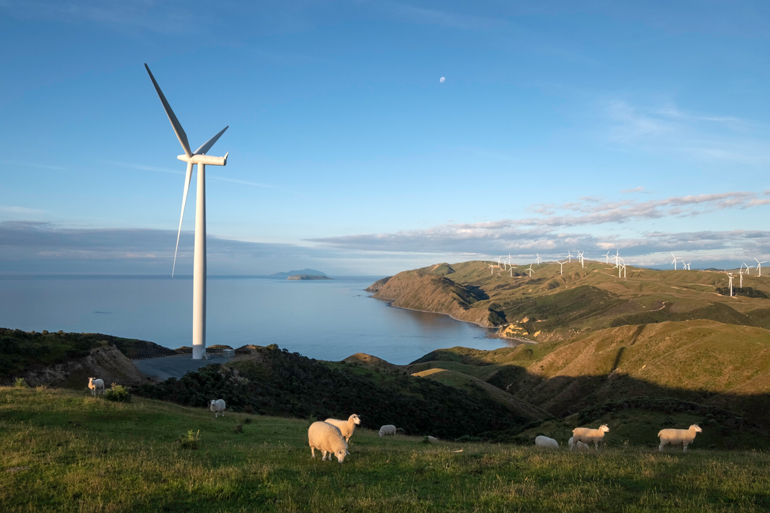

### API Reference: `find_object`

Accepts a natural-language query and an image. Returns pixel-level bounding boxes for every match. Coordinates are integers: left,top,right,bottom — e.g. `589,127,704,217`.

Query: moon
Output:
439,77,445,83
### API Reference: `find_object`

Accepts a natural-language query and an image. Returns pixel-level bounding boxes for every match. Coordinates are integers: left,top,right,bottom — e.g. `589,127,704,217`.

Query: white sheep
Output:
308,421,349,463
88,377,104,396
324,414,361,443
568,437,590,451
535,435,559,448
572,424,609,449
426,436,438,443
379,424,397,437
658,424,702,452
209,399,226,418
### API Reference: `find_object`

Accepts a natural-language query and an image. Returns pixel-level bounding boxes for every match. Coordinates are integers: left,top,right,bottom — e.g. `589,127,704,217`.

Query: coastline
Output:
373,296,537,345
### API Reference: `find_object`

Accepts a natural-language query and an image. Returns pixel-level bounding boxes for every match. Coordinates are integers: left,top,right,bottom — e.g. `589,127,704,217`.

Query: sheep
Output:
572,424,609,449
88,377,104,396
535,435,559,449
426,436,438,443
324,414,361,443
209,399,226,418
568,437,590,451
658,424,702,452
379,424,397,437
308,421,349,463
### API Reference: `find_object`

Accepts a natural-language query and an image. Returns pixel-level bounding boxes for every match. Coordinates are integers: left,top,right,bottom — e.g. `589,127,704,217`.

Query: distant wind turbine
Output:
536,254,542,265
496,256,503,269
558,260,566,275
567,251,572,264
756,258,767,277
509,265,517,277
614,249,619,268
145,64,229,361
739,267,744,288
671,253,679,270
727,272,734,297
605,251,610,264
577,251,585,269
489,263,495,275
742,262,751,276
527,264,535,278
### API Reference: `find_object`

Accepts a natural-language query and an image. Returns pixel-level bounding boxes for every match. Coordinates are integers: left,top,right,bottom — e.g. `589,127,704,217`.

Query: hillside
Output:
3,387,770,512
132,344,537,439
369,260,770,335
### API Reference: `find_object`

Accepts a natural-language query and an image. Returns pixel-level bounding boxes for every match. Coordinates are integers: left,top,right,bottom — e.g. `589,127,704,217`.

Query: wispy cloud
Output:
603,99,770,165
621,186,645,194
309,191,770,261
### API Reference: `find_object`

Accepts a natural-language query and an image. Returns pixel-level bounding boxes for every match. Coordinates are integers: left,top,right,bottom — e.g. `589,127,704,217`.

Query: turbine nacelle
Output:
177,153,229,166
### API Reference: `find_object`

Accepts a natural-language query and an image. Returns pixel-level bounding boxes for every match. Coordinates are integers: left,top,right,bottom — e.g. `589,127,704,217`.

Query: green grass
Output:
2,387,770,512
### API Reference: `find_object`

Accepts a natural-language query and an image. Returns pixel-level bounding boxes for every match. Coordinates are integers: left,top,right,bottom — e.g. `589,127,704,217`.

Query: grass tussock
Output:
1,387,769,512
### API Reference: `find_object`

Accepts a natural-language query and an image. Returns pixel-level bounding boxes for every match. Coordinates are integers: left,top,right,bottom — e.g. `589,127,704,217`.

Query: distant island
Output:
268,269,327,279
287,274,331,280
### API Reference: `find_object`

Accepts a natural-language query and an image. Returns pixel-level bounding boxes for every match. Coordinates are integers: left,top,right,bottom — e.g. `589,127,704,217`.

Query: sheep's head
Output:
691,424,702,433
334,449,347,463
600,425,610,433
350,414,361,425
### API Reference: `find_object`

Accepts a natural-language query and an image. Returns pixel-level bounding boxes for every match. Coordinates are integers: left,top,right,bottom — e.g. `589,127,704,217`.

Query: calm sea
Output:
0,276,511,365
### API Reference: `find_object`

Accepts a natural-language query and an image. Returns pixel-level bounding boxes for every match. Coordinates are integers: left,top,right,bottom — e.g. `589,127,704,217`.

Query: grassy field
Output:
2,387,769,512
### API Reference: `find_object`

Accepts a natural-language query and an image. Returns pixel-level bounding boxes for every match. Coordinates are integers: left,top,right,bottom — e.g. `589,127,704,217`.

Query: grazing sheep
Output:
88,377,104,396
308,421,349,463
568,436,574,449
324,414,361,443
575,440,590,451
535,435,559,448
209,399,226,418
658,424,702,452
426,436,438,443
379,424,397,437
572,424,609,449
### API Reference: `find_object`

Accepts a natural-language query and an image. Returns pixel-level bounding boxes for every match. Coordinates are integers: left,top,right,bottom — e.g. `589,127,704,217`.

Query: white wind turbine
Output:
507,253,513,269
557,260,566,275
527,263,535,278
497,256,504,269
614,249,619,268
756,258,767,277
742,262,751,276
567,250,572,263
489,263,495,275
577,251,585,268
146,64,230,360
618,257,625,278
739,266,744,289
671,253,679,270
727,272,734,297
605,251,610,264
509,265,518,277
536,254,543,265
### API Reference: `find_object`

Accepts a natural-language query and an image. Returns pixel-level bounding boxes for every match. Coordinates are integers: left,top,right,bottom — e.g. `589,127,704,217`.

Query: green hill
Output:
3,386,770,512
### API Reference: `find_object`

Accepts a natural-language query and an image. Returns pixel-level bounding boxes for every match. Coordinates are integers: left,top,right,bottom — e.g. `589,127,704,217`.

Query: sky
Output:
1,0,769,276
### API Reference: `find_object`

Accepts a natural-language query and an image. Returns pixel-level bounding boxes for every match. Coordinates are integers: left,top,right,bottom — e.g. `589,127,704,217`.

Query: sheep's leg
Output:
311,447,316,459
322,451,328,461
683,443,688,452
658,440,667,451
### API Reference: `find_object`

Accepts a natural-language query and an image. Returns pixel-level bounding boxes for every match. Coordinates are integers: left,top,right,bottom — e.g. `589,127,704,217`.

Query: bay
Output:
0,276,511,365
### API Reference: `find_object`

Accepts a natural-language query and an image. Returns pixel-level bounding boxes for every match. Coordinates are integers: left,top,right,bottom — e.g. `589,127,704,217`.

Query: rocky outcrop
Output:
21,345,153,389
365,276,391,293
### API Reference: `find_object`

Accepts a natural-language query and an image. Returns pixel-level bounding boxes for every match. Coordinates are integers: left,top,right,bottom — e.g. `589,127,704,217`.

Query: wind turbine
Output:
742,262,751,276
507,253,513,269
671,253,678,270
489,263,495,275
567,251,572,263
756,258,767,277
527,264,535,278
577,251,585,268
614,249,620,268
739,267,744,289
727,272,734,297
536,254,542,265
146,64,229,360
558,260,565,275
605,251,610,264
509,265,518,277
496,256,503,269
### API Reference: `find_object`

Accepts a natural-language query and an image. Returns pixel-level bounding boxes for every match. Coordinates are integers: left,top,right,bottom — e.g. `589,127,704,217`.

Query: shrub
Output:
177,430,200,450
13,378,28,388
105,385,132,402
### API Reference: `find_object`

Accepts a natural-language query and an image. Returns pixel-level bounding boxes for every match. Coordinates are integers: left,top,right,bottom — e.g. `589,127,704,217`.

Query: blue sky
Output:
1,0,769,275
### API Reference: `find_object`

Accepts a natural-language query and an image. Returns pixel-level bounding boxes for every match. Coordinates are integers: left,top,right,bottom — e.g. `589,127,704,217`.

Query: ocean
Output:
0,275,512,365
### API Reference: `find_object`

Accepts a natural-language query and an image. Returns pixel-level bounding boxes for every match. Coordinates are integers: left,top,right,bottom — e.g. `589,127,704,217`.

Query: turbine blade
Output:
145,64,192,158
194,126,229,155
172,162,194,277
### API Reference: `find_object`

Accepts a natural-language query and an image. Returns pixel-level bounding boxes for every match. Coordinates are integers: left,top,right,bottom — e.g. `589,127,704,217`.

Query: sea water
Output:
0,276,510,364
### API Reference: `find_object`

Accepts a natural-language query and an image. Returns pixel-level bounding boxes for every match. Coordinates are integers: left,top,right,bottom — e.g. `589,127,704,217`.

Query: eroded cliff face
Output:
21,346,153,389
371,271,497,327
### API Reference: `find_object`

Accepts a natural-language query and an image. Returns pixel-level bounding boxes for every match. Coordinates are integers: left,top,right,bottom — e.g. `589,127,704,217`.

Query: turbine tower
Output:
567,250,572,263
605,251,610,264
558,260,565,275
671,253,678,270
727,272,734,297
146,64,229,360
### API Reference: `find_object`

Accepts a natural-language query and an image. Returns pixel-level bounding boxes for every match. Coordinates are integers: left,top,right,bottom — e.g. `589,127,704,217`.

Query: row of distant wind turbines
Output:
488,250,767,288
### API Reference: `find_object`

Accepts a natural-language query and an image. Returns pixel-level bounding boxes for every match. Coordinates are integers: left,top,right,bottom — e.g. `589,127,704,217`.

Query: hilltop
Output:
269,268,327,279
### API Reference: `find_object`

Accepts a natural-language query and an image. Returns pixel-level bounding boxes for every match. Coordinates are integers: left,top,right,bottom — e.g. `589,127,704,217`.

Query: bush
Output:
14,378,28,388
105,385,132,402
177,430,200,450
